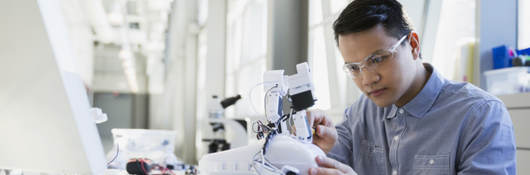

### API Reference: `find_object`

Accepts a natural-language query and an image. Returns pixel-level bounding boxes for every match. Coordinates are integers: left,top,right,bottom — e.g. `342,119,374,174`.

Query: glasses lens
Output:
344,50,395,78
367,51,393,69
343,63,359,77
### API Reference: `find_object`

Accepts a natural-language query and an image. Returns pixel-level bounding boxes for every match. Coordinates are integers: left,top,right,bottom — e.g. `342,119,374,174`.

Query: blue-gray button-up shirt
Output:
328,64,516,175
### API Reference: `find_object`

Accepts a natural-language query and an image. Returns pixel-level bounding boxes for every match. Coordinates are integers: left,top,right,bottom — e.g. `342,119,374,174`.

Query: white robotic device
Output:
199,62,325,175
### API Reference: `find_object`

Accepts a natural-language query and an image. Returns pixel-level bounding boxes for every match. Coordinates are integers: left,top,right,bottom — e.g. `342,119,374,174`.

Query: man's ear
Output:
409,31,421,60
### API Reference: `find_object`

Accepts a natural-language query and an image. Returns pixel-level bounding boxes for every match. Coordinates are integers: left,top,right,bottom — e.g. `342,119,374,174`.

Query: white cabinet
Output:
517,150,530,174
498,93,530,175
509,109,530,148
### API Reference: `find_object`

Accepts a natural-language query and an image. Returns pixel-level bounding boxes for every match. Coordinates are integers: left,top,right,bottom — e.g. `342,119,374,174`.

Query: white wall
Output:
519,0,530,49
54,0,95,86
149,0,200,164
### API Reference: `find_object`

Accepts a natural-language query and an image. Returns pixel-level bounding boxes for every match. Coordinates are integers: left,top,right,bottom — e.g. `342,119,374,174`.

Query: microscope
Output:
198,62,324,175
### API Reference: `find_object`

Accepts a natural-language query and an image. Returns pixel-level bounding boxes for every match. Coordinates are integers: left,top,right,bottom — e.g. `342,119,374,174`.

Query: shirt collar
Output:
385,105,399,120
399,63,445,118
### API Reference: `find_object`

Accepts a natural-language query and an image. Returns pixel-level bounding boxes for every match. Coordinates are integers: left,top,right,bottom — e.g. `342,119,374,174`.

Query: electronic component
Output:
198,62,323,175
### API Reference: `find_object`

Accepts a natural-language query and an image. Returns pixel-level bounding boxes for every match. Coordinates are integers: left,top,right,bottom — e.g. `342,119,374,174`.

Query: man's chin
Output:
369,96,393,107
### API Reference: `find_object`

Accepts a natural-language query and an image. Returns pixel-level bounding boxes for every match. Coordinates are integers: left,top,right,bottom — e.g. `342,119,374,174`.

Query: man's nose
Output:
360,70,380,86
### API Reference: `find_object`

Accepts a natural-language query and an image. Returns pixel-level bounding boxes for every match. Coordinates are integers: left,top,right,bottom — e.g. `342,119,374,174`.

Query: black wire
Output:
261,130,277,155
106,143,120,166
279,114,289,124
253,131,284,175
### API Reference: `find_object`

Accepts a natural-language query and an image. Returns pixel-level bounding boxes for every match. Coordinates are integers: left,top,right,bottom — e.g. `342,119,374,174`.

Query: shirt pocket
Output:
359,140,387,175
413,154,450,175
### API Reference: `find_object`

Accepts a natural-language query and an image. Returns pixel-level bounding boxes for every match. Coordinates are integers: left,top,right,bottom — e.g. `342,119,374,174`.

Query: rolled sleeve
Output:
458,100,516,175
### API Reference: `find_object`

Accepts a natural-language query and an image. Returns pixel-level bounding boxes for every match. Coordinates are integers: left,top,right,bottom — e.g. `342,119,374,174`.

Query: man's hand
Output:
308,155,357,175
307,110,338,153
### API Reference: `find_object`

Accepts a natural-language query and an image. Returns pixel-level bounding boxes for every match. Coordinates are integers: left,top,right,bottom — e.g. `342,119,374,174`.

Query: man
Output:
307,0,517,174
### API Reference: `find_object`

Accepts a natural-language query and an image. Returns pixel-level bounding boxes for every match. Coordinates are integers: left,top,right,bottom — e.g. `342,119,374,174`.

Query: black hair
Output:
333,0,413,45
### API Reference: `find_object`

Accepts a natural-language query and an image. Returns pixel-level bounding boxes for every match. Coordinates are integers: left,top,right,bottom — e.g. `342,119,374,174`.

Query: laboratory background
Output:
1,0,529,174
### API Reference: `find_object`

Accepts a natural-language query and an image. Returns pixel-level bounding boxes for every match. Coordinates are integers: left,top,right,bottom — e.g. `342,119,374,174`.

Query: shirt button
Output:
392,170,398,175
393,136,399,141
398,109,404,114
429,159,435,164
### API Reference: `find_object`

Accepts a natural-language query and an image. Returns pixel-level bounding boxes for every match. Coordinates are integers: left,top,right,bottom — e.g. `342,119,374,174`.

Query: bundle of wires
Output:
251,130,284,175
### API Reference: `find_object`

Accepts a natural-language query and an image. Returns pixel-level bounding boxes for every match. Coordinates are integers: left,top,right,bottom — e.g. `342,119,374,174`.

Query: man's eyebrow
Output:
344,49,386,64
371,49,386,55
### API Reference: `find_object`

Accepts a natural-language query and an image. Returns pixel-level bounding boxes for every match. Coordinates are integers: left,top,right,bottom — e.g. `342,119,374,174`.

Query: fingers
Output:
307,110,333,127
315,155,340,169
315,125,337,138
315,156,351,173
312,118,338,153
308,167,342,175
310,156,357,175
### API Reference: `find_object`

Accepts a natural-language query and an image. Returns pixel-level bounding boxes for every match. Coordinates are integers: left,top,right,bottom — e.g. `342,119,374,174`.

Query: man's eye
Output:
370,55,387,63
350,65,361,71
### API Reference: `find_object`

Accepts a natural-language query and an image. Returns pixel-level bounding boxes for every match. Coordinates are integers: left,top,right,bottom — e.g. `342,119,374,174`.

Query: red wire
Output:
165,167,176,175
135,160,177,175
161,166,176,175
140,159,148,175
150,164,176,175
159,165,167,174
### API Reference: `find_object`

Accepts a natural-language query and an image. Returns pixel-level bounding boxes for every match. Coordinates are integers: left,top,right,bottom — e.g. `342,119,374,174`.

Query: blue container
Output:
517,47,530,56
492,45,512,69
